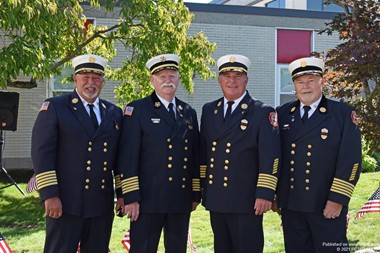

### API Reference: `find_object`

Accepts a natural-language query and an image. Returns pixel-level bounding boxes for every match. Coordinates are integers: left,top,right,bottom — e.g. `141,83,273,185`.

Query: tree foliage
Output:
0,0,216,103
320,0,380,152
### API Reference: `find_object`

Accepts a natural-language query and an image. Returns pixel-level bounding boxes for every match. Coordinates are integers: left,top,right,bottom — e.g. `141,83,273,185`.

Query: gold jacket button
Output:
223,183,228,187
85,185,89,189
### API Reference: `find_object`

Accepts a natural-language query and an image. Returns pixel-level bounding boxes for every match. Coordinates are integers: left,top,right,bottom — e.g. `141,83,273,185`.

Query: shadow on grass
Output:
0,189,45,236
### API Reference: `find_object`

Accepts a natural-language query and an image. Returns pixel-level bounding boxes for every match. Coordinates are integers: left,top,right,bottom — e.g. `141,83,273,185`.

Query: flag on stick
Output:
0,234,13,253
187,226,196,253
121,230,131,252
26,174,38,193
355,187,380,219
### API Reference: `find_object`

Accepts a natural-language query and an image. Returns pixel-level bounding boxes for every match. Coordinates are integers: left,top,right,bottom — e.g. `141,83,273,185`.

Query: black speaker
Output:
0,92,20,131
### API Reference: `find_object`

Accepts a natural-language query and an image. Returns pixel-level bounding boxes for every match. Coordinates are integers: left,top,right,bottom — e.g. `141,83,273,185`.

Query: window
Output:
266,0,285,8
307,0,344,12
276,29,313,106
49,66,74,97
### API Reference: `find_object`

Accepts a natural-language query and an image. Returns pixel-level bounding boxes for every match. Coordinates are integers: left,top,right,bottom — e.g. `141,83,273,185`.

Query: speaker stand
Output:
0,130,25,196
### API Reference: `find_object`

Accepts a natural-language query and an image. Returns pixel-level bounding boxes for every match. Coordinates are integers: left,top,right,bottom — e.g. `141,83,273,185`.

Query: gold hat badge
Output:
89,56,96,63
229,56,236,63
160,56,166,62
300,61,307,67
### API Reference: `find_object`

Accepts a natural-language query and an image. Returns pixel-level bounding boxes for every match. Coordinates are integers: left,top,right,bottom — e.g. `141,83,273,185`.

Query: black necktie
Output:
224,101,234,121
302,106,311,123
168,103,176,120
88,104,98,129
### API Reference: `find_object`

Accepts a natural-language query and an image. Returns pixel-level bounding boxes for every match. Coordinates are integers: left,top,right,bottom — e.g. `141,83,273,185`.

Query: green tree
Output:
320,0,380,152
0,0,216,103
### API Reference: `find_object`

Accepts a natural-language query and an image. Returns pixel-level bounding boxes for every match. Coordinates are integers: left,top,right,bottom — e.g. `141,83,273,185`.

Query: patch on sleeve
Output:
124,106,134,116
39,101,50,111
269,112,278,127
351,111,358,126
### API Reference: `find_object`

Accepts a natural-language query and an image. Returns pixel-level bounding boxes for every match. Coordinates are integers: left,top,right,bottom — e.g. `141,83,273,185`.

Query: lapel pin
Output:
155,102,161,108
72,98,78,104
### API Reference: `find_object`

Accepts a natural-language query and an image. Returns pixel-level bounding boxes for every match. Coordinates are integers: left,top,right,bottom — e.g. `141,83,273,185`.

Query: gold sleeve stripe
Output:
192,178,201,192
121,176,139,194
200,165,207,178
35,171,58,190
330,178,355,198
114,175,122,189
257,173,278,191
272,158,279,174
349,163,359,181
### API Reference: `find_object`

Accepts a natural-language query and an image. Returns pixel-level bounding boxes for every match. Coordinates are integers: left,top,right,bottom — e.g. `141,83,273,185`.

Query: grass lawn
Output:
0,172,379,252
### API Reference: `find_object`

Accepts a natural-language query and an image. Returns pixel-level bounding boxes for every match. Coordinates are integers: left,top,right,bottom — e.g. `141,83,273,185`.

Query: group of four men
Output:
31,52,361,253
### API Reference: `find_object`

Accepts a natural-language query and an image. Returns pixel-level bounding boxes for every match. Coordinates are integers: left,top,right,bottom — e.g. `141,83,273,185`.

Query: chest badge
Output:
240,119,248,130
321,128,328,140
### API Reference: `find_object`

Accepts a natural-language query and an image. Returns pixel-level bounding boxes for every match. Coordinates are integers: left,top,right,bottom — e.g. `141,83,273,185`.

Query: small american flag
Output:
355,188,380,219
0,234,13,253
121,230,131,252
26,174,38,193
39,101,50,111
124,106,134,116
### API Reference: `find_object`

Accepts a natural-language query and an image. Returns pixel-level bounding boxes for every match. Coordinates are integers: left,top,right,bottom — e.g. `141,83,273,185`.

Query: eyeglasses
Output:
220,73,246,80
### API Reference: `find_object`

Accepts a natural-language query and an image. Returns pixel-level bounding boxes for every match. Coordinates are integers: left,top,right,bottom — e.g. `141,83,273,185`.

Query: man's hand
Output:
115,198,125,217
323,200,343,219
44,197,62,219
254,198,272,215
192,202,200,211
124,202,140,221
271,198,281,215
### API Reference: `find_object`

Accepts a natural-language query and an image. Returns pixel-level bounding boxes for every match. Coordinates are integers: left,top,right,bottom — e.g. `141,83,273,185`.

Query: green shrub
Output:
362,139,378,173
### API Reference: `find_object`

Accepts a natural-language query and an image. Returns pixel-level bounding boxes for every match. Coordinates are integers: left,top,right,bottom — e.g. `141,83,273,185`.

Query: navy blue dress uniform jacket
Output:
118,92,201,213
32,91,123,218
200,92,281,213
276,95,361,212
